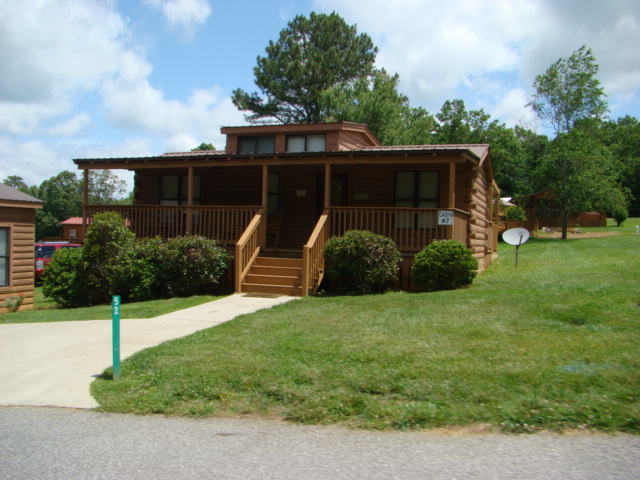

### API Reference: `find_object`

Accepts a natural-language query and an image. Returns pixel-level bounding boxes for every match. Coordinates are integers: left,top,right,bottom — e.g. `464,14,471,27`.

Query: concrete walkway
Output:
0,294,296,409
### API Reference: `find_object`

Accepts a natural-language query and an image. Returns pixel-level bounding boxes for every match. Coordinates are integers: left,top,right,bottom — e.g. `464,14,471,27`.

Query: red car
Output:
34,242,81,282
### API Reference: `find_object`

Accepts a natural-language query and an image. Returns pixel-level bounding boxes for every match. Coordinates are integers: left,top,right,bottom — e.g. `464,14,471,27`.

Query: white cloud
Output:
145,0,212,39
0,0,236,186
0,135,151,191
490,88,539,129
0,0,134,133
102,78,244,151
314,0,543,112
313,0,640,125
47,114,93,137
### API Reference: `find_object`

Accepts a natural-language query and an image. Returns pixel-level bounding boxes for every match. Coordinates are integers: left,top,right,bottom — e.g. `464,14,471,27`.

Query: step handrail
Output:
235,208,265,292
302,210,330,296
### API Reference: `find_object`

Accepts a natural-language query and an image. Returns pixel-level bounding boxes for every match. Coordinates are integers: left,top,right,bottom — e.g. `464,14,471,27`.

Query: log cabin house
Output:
74,122,499,296
516,191,607,229
0,184,43,312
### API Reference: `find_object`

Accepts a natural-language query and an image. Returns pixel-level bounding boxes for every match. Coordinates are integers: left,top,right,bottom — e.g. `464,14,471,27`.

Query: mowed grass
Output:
92,220,640,433
0,288,222,323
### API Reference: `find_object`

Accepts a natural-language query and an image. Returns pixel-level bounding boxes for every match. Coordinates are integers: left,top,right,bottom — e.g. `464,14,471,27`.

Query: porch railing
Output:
328,207,469,253
302,211,329,297
234,209,266,293
84,205,261,244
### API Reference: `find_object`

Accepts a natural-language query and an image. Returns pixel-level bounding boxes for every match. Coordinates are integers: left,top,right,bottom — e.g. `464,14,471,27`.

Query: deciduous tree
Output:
88,170,128,205
528,45,608,135
325,68,437,145
537,126,627,238
191,143,216,151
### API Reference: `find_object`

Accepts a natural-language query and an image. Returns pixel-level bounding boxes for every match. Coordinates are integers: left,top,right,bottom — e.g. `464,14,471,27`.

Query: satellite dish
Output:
502,228,530,269
502,228,530,246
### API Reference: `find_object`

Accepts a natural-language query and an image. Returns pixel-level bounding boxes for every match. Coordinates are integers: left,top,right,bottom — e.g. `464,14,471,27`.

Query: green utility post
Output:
112,295,121,380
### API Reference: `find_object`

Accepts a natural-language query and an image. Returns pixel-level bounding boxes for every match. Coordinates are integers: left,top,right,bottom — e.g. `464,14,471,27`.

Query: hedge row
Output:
43,212,229,308
323,230,478,295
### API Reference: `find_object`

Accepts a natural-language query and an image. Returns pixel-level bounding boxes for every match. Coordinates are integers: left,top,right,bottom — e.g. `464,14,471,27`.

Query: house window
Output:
69,229,76,240
238,136,275,154
394,172,439,228
267,173,280,215
0,228,8,287
160,175,201,205
286,134,326,153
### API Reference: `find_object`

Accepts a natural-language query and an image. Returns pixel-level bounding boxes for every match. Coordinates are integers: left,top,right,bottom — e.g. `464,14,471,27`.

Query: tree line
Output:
233,12,637,236
3,171,130,240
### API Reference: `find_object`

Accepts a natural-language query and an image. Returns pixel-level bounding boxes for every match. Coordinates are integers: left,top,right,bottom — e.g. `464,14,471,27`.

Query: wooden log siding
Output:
328,207,468,253
0,218,37,312
466,166,490,260
84,205,260,244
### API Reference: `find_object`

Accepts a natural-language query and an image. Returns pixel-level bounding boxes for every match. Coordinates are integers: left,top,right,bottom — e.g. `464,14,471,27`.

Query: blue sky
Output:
1,0,639,191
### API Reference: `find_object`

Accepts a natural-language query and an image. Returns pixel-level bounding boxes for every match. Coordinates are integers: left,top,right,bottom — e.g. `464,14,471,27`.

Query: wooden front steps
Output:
241,256,303,296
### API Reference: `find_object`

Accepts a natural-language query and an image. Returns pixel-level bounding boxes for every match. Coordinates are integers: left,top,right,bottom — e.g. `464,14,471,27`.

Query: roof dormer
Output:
221,122,380,155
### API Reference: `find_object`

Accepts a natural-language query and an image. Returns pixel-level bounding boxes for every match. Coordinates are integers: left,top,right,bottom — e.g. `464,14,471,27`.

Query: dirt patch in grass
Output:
539,231,622,239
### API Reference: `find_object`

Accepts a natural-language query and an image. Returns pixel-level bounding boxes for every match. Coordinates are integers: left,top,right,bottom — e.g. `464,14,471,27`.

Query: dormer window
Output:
287,134,326,153
238,135,275,154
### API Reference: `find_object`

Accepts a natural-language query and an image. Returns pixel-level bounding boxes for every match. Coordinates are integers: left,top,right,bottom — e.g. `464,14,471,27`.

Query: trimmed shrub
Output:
42,247,91,308
324,230,402,295
82,212,137,305
411,240,478,292
130,236,230,300
500,206,527,221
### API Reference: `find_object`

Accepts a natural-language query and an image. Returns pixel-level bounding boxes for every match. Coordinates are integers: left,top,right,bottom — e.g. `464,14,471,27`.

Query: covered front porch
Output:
82,201,479,296
78,149,499,296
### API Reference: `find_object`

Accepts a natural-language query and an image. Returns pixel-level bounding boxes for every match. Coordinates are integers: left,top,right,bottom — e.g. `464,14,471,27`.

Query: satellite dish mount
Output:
502,228,530,269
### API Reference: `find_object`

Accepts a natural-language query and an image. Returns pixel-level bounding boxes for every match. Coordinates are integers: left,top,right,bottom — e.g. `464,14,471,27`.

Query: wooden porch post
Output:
261,165,268,209
82,170,89,239
448,160,456,208
324,163,331,208
261,165,268,247
186,166,193,235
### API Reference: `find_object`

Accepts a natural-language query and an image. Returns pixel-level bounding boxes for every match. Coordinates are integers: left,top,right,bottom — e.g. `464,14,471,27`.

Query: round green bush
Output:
411,240,478,291
42,247,90,308
150,235,230,298
324,230,402,295
500,206,527,221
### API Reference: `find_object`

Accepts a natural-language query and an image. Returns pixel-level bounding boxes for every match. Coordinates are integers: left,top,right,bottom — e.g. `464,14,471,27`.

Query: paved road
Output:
2,407,639,480
0,294,295,408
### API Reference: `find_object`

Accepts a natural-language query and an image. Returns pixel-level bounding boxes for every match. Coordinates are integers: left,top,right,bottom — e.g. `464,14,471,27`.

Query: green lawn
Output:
91,219,640,433
0,289,222,323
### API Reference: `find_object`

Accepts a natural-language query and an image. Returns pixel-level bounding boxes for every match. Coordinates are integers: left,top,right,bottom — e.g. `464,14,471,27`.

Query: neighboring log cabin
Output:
0,184,43,312
74,122,499,296
516,191,607,229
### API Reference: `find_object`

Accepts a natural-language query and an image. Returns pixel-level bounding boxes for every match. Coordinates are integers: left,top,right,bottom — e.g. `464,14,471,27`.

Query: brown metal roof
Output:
0,183,43,204
74,144,490,165
360,144,490,159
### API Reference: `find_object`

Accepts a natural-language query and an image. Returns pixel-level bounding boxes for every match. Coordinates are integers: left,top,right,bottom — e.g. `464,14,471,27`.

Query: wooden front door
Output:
276,166,323,248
